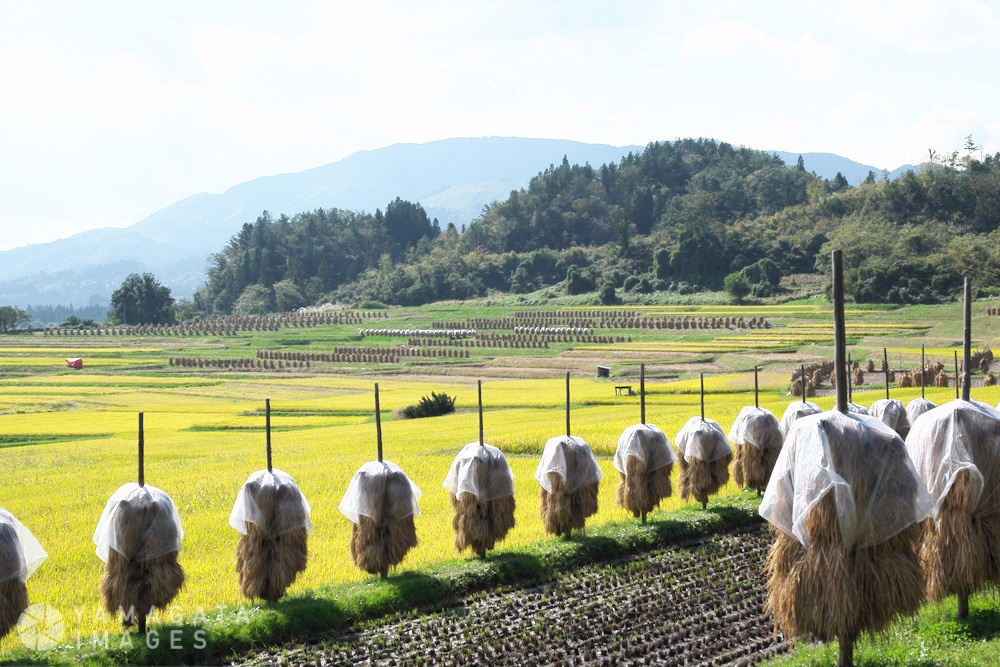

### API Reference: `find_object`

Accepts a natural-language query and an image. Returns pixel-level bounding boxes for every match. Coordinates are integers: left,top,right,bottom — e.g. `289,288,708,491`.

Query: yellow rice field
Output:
3,368,995,652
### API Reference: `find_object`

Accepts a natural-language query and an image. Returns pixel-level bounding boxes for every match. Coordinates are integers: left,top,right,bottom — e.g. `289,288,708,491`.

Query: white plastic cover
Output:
727,406,782,449
93,483,184,563
906,397,937,426
761,410,933,550
780,401,822,436
675,417,732,463
847,402,869,415
338,460,422,525
0,509,47,583
535,435,604,493
905,399,1000,519
228,469,313,536
869,398,910,435
443,442,515,502
613,424,678,474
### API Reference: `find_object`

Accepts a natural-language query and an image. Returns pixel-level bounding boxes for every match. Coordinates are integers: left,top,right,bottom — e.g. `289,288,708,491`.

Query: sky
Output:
1,0,998,251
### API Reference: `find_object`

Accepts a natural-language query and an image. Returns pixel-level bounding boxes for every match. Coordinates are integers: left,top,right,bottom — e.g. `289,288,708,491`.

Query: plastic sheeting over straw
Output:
444,442,515,503
444,442,516,555
906,401,1000,518
780,401,821,437
728,406,783,493
905,399,1000,600
537,435,602,536
0,510,47,583
906,398,937,426
676,417,733,507
762,410,932,551
339,461,422,526
0,510,47,639
230,470,312,601
94,483,183,563
340,461,422,576
761,410,933,643
614,424,677,517
93,483,185,625
870,398,911,439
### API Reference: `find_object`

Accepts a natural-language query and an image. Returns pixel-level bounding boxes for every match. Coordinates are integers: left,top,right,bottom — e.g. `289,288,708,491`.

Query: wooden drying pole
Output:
801,364,806,402
266,399,272,473
832,250,852,666
921,344,926,400
375,383,383,463
640,364,646,426
954,351,960,400
137,412,147,636
565,371,571,438
754,366,760,409
700,372,705,421
959,277,973,618
478,380,485,447
883,348,890,400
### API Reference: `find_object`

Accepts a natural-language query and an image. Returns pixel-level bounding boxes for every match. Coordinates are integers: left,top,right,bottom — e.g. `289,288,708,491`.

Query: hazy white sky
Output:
1,0,998,251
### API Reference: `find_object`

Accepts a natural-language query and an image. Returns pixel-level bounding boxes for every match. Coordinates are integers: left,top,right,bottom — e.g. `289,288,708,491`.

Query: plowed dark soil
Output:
236,526,787,666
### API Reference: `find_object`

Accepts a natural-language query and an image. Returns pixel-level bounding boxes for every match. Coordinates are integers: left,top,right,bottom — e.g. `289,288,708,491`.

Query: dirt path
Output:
236,526,787,666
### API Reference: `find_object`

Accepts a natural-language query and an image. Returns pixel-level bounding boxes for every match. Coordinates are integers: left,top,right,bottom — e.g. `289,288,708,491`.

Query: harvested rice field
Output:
235,526,787,667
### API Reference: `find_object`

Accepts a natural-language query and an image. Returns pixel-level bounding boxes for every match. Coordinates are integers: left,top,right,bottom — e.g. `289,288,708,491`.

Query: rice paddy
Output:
0,300,998,657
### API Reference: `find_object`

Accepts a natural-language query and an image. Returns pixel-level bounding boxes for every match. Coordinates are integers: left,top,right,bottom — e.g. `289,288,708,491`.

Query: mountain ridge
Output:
0,137,919,306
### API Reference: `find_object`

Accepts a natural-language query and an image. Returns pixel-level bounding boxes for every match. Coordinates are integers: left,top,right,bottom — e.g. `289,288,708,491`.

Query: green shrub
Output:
402,392,457,419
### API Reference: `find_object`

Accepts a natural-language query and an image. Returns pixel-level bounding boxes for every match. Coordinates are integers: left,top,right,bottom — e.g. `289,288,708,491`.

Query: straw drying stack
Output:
339,461,421,577
0,510,47,639
780,400,822,437
904,400,1000,603
444,442,516,557
869,398,911,439
229,470,312,601
728,406,783,494
675,417,732,509
94,483,185,627
614,424,677,519
906,398,937,426
536,436,603,537
761,411,933,647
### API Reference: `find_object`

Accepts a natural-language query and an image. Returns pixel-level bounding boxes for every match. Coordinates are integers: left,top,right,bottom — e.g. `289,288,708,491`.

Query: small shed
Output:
597,365,610,378
66,358,83,369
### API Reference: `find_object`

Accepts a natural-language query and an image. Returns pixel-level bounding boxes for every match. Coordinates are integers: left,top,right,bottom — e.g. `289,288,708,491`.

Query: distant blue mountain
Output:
770,151,919,185
0,137,919,306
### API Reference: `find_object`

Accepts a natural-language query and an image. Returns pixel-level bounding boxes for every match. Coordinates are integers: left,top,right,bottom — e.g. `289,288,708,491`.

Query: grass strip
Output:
3,494,763,666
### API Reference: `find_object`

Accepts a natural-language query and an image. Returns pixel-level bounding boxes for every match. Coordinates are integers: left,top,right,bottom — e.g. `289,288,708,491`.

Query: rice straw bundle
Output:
904,400,1000,606
444,442,516,557
537,435,603,537
340,461,421,577
0,510,47,639
762,408,932,658
230,470,312,601
614,424,676,520
985,373,996,386
763,250,934,667
728,406,783,494
94,483,185,628
869,399,911,439
675,416,732,509
780,401,822,437
846,402,869,415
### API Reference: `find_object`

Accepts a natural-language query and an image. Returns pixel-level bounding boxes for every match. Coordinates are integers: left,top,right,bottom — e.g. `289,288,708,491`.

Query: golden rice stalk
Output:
541,472,600,537
100,492,185,627
920,469,990,602
616,456,674,518
935,372,949,388
0,523,29,640
348,471,418,576
679,454,732,507
451,492,516,557
984,373,996,387
235,481,310,601
898,374,913,389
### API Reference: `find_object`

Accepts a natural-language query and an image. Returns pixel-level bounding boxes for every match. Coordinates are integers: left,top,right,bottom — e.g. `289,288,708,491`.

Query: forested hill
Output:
195,139,1000,314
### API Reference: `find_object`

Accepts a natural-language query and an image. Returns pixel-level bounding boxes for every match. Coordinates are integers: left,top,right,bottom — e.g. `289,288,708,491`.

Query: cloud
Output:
679,19,842,81
830,92,898,125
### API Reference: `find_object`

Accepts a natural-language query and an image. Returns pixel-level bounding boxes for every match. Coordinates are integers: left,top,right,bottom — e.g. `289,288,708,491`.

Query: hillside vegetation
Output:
195,139,1000,314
